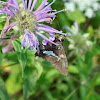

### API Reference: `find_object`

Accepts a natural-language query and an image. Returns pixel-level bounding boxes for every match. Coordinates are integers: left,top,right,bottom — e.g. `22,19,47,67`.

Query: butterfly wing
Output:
38,36,68,76
44,54,68,76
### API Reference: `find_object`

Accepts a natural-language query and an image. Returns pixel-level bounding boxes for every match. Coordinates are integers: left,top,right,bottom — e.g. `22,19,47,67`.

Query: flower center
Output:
14,9,37,34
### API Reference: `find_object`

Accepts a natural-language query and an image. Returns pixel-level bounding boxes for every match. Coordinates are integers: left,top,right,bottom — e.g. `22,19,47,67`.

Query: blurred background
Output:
0,0,100,100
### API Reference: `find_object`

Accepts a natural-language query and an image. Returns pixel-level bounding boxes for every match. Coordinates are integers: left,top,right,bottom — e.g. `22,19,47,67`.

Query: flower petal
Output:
22,30,39,53
42,40,48,45
31,0,37,11
37,26,66,35
34,0,48,13
49,32,55,41
36,31,59,46
9,0,19,10
40,0,55,12
21,0,26,10
21,33,29,48
28,0,32,10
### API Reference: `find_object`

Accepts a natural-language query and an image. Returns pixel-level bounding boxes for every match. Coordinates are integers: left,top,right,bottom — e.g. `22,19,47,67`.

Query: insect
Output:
37,36,68,76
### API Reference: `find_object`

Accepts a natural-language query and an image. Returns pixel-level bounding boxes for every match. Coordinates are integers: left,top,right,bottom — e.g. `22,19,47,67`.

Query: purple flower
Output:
21,29,40,53
0,0,68,53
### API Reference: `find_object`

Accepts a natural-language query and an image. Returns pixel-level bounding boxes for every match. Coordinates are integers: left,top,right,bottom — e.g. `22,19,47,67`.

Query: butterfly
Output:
37,36,68,76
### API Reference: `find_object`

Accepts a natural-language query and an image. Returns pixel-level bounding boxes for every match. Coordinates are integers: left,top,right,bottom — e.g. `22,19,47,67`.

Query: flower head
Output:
64,0,100,18
66,22,93,54
0,0,67,53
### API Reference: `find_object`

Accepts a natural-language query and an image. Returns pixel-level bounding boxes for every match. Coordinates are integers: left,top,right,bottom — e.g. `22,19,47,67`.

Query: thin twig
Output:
0,62,19,70
82,18,92,30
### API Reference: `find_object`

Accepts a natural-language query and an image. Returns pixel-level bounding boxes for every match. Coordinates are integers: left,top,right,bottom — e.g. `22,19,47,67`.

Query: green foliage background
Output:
0,0,100,100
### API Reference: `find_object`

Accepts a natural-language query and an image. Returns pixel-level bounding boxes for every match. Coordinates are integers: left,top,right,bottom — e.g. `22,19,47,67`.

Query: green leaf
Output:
12,40,28,100
87,26,94,37
12,40,38,100
35,61,43,79
0,15,6,23
0,77,10,100
34,0,43,9
91,44,100,55
23,65,39,100
5,63,22,95
91,10,100,28
67,9,86,24
12,40,27,77
0,46,2,67
86,74,100,100
69,65,79,74
12,40,21,52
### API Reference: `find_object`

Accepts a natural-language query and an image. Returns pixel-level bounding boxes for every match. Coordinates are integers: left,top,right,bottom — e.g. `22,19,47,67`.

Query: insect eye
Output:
61,38,64,42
